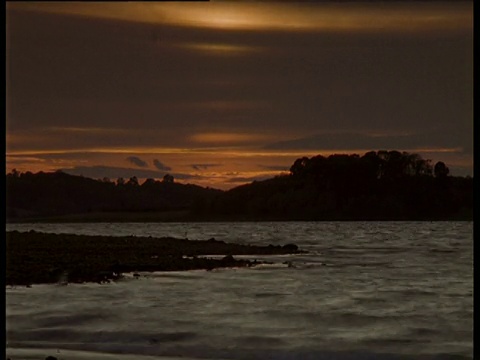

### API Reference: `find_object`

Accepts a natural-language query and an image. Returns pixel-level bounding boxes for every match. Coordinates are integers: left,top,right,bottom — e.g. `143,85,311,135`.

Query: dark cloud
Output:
7,6,472,140
59,165,198,180
6,3,473,179
257,164,290,171
226,175,274,183
264,130,470,153
153,159,172,171
21,151,104,160
126,156,148,168
191,163,222,170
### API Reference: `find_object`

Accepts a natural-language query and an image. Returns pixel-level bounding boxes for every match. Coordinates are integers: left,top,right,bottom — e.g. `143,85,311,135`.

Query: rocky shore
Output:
6,230,304,286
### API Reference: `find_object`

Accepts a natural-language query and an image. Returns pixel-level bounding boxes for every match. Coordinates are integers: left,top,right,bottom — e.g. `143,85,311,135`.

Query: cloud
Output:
59,165,198,180
191,163,222,171
264,131,469,153
6,3,473,183
257,164,289,171
153,159,172,171
126,156,148,168
175,42,263,57
189,131,272,145
16,2,471,33
226,175,274,183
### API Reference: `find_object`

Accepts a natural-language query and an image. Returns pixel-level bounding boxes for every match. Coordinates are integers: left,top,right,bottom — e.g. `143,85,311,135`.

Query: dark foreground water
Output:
6,222,473,360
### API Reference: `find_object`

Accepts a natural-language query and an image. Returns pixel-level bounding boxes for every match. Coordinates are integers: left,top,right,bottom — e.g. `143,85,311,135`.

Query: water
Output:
6,222,473,360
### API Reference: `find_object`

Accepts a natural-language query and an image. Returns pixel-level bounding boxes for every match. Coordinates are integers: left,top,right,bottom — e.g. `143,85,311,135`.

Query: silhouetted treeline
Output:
6,151,473,221
193,151,473,220
6,170,222,220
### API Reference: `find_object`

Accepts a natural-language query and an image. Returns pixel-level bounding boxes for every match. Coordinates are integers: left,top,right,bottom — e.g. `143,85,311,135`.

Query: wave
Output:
7,329,198,345
6,222,472,360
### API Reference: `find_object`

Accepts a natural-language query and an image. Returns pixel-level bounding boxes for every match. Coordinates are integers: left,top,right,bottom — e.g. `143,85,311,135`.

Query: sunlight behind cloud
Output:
176,42,261,56
190,133,273,145
152,3,472,33
48,127,127,134
8,2,472,33
7,145,471,189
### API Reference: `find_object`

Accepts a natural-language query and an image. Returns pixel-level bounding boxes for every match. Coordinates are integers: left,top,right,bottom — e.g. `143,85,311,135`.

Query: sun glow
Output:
176,42,261,56
8,2,472,33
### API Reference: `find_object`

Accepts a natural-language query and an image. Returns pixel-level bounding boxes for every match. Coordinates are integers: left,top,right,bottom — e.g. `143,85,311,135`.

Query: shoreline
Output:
6,210,473,223
6,230,304,286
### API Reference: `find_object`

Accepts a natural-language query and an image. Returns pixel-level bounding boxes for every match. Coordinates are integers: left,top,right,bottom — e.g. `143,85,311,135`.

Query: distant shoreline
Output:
6,210,473,224
6,231,304,286
7,154,473,223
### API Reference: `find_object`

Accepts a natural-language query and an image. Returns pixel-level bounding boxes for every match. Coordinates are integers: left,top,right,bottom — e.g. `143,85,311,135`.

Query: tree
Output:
9,169,20,178
290,157,310,176
127,176,139,187
163,174,174,183
142,178,156,187
434,161,449,178
407,153,432,176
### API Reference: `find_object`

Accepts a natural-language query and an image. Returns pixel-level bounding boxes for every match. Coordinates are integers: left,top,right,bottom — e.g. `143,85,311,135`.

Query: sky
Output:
6,1,473,190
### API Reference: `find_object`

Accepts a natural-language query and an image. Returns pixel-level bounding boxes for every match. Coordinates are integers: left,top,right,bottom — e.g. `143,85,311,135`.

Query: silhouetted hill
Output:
193,151,473,221
6,171,222,221
6,151,473,221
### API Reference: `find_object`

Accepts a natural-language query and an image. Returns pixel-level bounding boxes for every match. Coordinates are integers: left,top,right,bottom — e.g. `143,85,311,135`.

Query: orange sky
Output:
6,2,473,189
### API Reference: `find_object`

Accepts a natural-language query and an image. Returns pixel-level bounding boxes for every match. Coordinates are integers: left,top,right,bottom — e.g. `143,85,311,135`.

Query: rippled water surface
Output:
6,222,473,360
